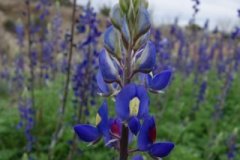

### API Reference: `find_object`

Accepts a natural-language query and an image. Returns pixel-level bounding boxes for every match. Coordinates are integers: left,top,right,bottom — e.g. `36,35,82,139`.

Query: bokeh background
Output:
0,0,239,160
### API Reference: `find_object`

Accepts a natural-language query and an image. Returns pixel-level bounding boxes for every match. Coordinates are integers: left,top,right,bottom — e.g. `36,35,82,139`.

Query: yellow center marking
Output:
96,113,102,126
129,97,140,116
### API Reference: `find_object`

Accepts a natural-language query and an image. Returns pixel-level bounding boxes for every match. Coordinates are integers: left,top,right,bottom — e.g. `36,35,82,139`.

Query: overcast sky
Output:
77,0,240,31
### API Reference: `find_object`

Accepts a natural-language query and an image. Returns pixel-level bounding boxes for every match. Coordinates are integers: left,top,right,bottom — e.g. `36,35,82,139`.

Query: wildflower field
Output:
0,0,239,160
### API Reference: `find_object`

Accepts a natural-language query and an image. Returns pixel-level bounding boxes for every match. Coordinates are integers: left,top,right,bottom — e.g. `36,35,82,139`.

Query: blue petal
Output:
99,50,120,83
97,101,109,137
138,116,155,151
116,84,149,120
96,70,110,94
135,41,156,73
128,116,141,135
135,8,151,40
149,70,172,91
148,142,175,158
132,155,144,160
74,125,100,142
115,84,136,120
104,26,121,58
110,4,123,30
136,85,149,119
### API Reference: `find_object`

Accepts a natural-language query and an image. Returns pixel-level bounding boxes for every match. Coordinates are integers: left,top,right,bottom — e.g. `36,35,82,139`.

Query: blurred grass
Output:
0,71,239,160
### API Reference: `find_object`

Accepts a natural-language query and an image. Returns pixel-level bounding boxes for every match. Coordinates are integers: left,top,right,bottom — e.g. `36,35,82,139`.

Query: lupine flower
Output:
153,29,172,72
0,54,10,82
74,1,174,159
15,21,25,47
134,41,156,73
71,1,101,117
227,133,237,160
234,47,240,71
231,27,240,39
145,69,172,93
193,80,207,111
17,98,35,152
99,49,121,83
74,101,109,143
115,84,149,120
96,70,119,96
12,55,25,92
104,26,122,59
137,116,174,158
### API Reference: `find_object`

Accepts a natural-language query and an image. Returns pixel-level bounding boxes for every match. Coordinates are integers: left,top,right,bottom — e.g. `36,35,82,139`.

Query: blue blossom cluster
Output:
227,132,237,160
17,98,35,153
73,0,174,159
0,54,10,82
72,2,101,119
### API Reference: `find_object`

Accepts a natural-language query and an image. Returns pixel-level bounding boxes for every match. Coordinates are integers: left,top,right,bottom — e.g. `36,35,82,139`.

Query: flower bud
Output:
119,0,130,13
135,41,156,73
104,26,122,59
133,31,150,51
99,50,121,83
110,4,123,30
134,8,151,41
121,18,131,48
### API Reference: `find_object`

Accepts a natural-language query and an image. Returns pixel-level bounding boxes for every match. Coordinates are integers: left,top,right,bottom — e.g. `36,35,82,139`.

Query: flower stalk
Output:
48,0,77,159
